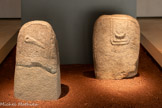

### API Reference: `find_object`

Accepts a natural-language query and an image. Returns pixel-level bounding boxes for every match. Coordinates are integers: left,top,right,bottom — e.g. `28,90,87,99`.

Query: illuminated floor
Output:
0,46,161,108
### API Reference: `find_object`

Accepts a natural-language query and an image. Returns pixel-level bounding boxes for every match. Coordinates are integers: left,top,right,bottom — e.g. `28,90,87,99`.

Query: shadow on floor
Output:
123,73,140,79
83,71,95,79
59,84,69,99
83,71,140,79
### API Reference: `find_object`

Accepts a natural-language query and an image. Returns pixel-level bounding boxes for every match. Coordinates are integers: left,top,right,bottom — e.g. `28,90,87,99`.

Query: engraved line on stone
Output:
26,23,50,30
25,35,45,49
16,62,56,74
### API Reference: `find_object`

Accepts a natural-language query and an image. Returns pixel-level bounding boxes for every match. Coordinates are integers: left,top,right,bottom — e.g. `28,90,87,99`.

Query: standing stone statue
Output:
93,15,140,80
14,21,61,100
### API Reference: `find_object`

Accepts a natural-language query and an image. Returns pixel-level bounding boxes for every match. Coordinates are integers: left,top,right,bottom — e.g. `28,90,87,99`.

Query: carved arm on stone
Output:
25,35,45,49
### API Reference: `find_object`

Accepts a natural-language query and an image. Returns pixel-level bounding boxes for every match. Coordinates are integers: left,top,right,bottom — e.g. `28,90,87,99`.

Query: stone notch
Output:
14,20,61,100
93,14,140,80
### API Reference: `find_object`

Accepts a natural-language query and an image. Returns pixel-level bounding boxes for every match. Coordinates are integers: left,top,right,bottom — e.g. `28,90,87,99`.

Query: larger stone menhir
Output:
14,21,61,100
93,15,140,80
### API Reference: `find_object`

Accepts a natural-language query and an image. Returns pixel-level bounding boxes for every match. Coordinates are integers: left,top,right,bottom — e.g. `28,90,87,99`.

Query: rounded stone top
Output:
18,20,56,40
20,20,53,32
96,14,139,26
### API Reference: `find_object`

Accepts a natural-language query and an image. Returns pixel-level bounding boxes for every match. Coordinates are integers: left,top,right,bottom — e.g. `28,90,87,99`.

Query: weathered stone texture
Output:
93,15,140,80
14,21,61,100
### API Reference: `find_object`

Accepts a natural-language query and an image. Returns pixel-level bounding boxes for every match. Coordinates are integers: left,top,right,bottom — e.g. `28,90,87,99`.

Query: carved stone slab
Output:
93,15,140,80
14,21,61,100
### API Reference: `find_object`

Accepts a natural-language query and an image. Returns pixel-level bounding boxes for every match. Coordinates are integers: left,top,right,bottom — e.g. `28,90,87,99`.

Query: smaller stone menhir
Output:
14,20,61,100
93,14,140,80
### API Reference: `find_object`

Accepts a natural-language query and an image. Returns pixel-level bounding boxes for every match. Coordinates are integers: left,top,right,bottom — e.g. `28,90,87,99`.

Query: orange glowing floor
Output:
0,45,162,108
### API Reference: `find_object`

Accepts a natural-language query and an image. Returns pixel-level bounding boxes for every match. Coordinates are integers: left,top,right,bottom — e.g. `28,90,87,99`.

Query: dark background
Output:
22,0,136,64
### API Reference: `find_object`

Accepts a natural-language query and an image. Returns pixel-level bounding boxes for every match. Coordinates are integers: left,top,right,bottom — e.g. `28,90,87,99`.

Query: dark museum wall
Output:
22,0,136,64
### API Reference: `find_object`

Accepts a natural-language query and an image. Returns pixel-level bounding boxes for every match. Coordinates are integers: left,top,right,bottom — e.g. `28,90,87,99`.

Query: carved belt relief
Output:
111,18,130,45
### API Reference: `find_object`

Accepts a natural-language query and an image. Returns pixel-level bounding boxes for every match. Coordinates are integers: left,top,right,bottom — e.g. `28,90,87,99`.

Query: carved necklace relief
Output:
111,18,130,45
